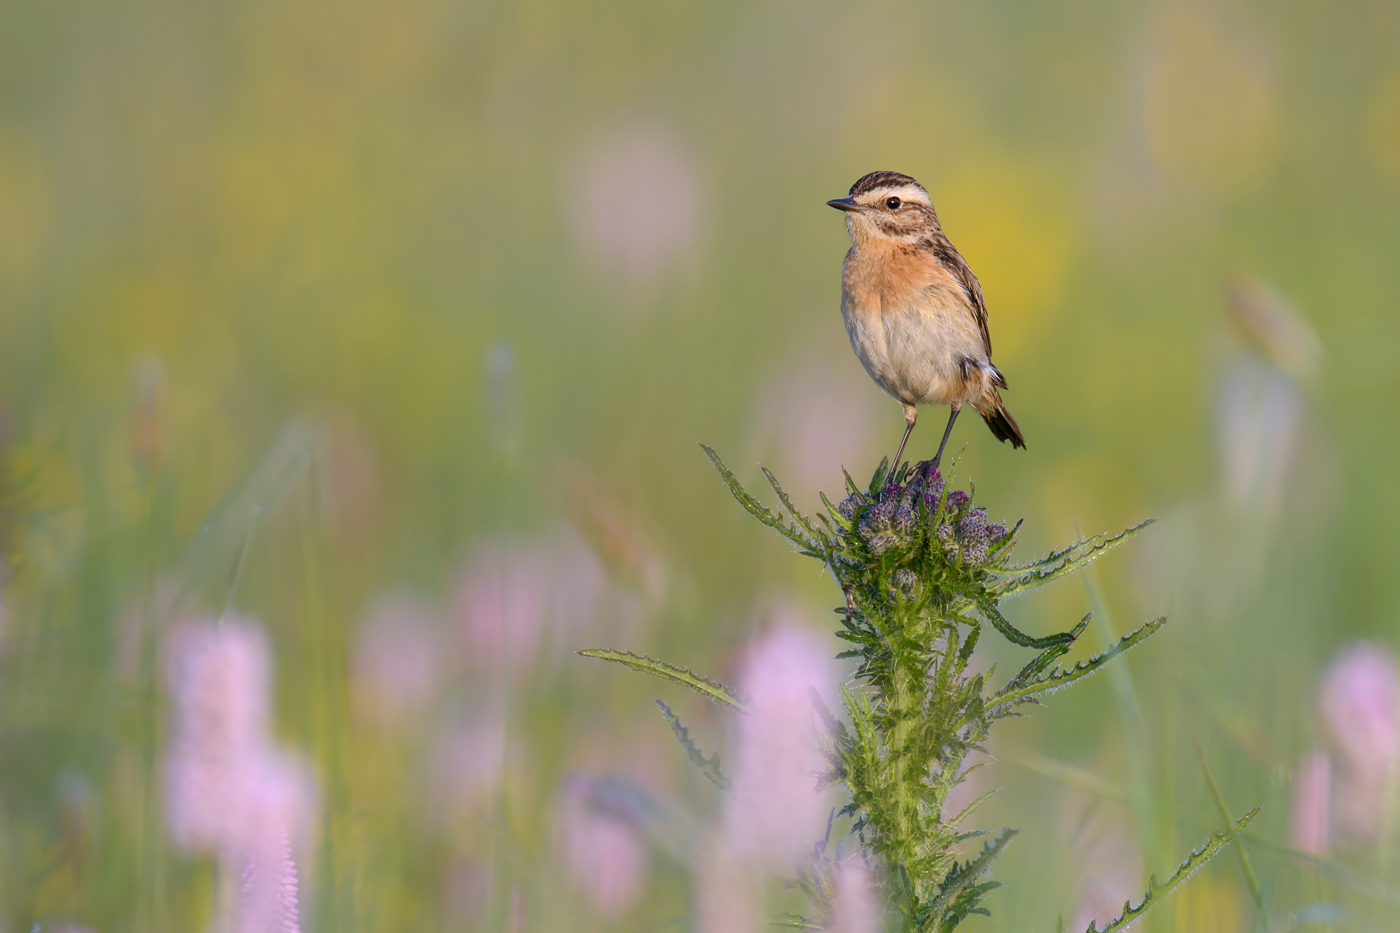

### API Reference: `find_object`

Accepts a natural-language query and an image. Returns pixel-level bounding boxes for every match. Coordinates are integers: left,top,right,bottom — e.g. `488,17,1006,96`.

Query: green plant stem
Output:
1193,740,1266,928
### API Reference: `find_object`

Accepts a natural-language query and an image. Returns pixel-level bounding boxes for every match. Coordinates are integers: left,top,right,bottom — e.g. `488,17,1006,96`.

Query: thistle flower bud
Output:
893,504,916,533
946,490,970,513
920,469,945,511
892,569,918,595
866,534,898,557
958,509,989,540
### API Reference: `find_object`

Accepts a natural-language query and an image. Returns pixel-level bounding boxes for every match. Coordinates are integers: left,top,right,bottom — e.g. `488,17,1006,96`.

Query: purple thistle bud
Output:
860,502,896,535
866,534,898,557
837,495,862,520
946,490,970,513
893,504,916,533
920,470,945,511
987,522,1008,542
959,539,989,566
892,569,918,594
958,510,989,539
956,511,992,565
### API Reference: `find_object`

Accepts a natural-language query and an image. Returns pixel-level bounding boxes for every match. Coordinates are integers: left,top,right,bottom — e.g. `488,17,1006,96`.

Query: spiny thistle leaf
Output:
994,520,1154,600
700,444,818,552
579,648,751,713
984,618,1167,718
928,828,1018,920
1088,808,1262,933
762,465,821,540
976,597,1079,649
655,699,730,789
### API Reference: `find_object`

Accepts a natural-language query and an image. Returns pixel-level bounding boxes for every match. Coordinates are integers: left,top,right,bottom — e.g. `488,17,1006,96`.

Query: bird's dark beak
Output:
826,197,865,213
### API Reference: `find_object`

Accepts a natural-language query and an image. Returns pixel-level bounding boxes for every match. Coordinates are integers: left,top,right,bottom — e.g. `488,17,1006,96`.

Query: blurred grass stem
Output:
1194,739,1267,929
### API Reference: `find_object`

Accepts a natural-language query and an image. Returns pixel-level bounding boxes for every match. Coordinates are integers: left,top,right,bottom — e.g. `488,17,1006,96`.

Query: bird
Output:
827,170,1025,472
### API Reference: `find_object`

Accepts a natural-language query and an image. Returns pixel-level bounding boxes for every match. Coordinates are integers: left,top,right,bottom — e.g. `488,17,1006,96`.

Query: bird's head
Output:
827,171,940,245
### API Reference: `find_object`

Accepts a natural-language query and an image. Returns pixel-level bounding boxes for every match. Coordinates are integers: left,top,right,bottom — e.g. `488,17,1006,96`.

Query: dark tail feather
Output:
979,392,1026,449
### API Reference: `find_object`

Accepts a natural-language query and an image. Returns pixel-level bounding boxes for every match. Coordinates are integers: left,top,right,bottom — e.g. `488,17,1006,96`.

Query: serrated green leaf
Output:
983,618,1167,720
819,489,853,532
869,456,890,493
655,699,730,790
580,648,750,713
976,597,1079,650
928,828,1017,921
762,465,820,538
1088,808,1262,933
994,520,1154,599
700,444,817,551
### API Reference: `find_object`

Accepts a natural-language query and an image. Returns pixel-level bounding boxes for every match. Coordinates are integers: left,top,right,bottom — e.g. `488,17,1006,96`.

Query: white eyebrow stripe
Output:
864,184,931,205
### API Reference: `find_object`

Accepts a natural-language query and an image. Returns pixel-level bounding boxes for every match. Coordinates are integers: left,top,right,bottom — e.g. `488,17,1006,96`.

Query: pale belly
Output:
842,290,990,407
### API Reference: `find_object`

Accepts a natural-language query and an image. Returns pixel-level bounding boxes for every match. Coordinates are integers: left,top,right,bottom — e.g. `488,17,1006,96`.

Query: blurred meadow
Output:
2,0,1400,930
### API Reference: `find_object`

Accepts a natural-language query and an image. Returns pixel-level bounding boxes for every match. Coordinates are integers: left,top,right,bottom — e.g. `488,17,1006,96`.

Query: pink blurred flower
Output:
352,592,442,728
236,825,301,933
1290,749,1331,856
828,859,881,933
432,714,515,817
450,534,604,675
1066,806,1142,933
162,617,316,891
558,776,648,919
751,359,880,497
1318,641,1400,841
442,856,494,921
567,121,704,297
720,622,836,871
696,840,763,933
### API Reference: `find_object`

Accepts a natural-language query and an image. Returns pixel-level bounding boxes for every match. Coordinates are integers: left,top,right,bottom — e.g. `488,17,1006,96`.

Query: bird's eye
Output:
885,197,902,210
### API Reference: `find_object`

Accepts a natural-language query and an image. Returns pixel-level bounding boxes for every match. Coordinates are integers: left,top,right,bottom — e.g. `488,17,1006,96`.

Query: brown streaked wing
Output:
927,235,992,358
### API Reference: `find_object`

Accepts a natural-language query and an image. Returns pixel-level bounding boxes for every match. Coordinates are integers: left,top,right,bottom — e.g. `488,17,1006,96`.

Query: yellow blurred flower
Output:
0,133,49,278
1366,68,1400,185
1141,6,1280,191
936,157,1081,364
1172,874,1246,933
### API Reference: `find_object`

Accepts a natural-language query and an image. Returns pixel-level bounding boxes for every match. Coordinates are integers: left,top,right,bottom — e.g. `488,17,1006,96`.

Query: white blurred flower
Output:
567,122,704,297
1216,354,1301,515
352,592,442,728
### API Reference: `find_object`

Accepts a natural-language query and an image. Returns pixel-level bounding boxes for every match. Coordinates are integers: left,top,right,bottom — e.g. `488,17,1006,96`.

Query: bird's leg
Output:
931,405,961,469
892,404,918,472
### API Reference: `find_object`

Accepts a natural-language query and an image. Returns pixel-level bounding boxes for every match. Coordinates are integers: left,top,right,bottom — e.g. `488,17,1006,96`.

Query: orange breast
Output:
844,242,945,319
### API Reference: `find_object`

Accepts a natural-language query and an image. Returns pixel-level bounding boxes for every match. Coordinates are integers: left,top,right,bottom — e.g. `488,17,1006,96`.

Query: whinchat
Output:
828,170,1025,470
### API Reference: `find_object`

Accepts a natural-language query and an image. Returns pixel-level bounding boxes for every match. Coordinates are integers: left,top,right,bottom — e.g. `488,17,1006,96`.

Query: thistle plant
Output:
584,448,1258,931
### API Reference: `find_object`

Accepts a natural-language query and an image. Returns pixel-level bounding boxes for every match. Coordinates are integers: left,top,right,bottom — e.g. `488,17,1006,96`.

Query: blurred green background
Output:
2,0,1399,930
